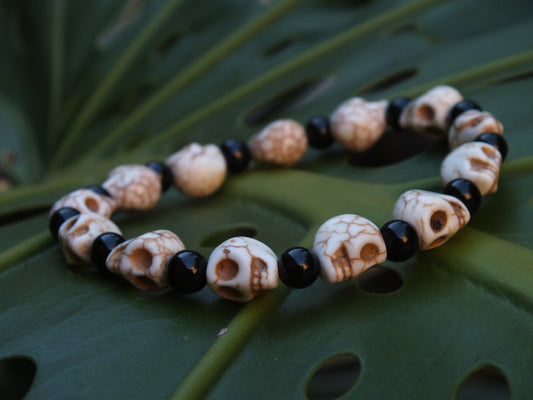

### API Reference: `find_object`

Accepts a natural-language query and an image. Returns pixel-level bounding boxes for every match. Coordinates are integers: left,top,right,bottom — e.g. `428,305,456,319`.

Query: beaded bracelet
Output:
49,85,508,302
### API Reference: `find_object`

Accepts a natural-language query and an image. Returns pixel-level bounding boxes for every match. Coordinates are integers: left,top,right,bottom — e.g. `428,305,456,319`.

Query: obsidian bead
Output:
305,116,334,148
167,250,208,294
146,161,174,192
474,132,508,161
278,247,320,289
86,185,112,197
443,178,482,215
380,220,419,262
220,138,251,173
49,207,81,240
91,232,126,272
446,99,482,127
385,97,411,131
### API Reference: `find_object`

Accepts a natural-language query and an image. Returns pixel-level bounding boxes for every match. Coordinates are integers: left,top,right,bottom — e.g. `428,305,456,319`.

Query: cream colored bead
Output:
313,214,387,283
166,143,227,197
330,98,388,152
392,190,470,250
206,236,278,302
50,189,116,218
249,119,307,166
400,85,463,136
106,230,185,291
103,164,161,210
448,110,503,149
441,142,502,195
58,212,121,267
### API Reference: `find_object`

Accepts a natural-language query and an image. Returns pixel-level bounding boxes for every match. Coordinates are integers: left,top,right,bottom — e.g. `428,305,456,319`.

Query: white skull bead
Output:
448,110,503,150
330,98,388,152
58,212,121,266
313,214,387,284
206,236,279,302
106,230,185,291
103,164,161,210
50,189,117,218
392,190,470,250
441,142,502,195
249,119,307,166
166,143,227,197
400,85,463,136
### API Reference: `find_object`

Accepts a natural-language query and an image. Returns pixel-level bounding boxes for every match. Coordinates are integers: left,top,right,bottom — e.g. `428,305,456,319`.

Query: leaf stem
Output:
0,231,52,273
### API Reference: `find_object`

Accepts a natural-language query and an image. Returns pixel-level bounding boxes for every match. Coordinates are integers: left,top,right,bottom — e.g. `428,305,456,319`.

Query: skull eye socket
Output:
62,216,79,232
360,243,380,261
130,248,153,270
85,197,99,212
417,104,435,122
216,259,239,281
481,146,497,159
430,210,447,232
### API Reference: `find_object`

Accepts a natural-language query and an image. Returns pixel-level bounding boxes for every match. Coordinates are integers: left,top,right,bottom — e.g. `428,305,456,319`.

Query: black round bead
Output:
86,185,112,197
474,132,508,161
446,99,482,128
385,97,411,131
49,207,81,240
278,247,320,289
220,138,251,173
146,161,174,192
443,178,482,215
167,250,208,294
305,116,334,148
380,220,419,262
91,232,126,272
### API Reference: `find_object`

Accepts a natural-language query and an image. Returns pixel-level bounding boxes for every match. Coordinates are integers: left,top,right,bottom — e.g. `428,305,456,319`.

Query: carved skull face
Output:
392,190,470,250
448,110,503,150
51,189,116,218
441,142,502,195
106,230,185,291
313,214,387,283
206,237,278,302
58,212,121,266
400,85,463,137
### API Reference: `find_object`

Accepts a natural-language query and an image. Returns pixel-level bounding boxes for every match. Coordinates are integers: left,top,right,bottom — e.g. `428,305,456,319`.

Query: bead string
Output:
49,85,508,302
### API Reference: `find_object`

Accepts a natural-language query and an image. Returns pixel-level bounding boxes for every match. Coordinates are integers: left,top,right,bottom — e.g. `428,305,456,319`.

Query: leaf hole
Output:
242,76,336,126
262,37,293,57
358,266,403,294
456,365,510,400
200,226,257,247
306,353,361,399
358,68,418,95
0,355,37,400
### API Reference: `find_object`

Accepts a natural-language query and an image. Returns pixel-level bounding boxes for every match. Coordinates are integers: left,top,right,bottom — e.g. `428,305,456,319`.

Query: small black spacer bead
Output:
146,161,174,192
91,232,126,273
380,220,419,262
49,207,81,241
385,97,411,131
446,99,482,128
167,250,208,294
443,178,482,215
305,116,334,148
474,132,508,161
219,138,251,173
86,185,112,198
278,246,320,289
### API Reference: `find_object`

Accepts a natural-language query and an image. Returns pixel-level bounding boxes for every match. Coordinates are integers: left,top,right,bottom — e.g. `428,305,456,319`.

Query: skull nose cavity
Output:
130,248,153,270
430,210,447,232
215,259,239,281
332,245,350,270
217,286,244,301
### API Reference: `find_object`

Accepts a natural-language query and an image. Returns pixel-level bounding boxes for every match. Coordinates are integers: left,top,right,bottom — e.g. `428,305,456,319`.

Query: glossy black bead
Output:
167,250,208,294
220,138,251,173
305,116,334,148
86,185,112,197
385,97,411,131
146,161,173,192
474,132,508,161
278,247,320,289
380,220,419,262
446,99,482,127
443,178,482,215
49,207,80,240
91,232,126,272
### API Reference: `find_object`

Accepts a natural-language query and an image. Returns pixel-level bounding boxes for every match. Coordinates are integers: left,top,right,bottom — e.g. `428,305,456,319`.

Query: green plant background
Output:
1,0,533,399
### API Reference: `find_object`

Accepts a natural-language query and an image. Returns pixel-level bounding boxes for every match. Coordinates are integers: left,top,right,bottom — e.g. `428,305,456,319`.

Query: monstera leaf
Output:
1,0,533,399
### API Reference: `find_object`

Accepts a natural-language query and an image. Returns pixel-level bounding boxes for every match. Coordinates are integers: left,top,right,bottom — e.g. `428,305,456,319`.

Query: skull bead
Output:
448,110,503,150
206,236,279,302
106,230,185,291
313,214,387,284
50,189,117,218
441,142,502,195
392,190,470,250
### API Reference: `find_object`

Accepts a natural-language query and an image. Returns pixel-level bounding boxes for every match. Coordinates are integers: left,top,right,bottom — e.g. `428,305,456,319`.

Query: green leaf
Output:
1,0,533,399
